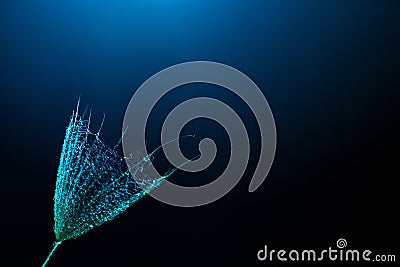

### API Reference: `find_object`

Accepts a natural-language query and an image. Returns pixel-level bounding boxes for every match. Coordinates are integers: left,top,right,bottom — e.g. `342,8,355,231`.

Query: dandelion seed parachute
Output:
42,101,182,267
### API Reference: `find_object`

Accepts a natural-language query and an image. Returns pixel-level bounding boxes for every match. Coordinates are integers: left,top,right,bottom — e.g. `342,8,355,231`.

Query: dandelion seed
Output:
41,100,192,266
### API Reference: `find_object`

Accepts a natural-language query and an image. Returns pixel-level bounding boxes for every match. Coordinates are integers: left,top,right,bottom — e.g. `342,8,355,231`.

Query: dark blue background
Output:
0,0,398,266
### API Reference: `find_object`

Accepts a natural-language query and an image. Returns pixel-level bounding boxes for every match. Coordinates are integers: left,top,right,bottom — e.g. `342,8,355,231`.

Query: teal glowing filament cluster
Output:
42,102,178,266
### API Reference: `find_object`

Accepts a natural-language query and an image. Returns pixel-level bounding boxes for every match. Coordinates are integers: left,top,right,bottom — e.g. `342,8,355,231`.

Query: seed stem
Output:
41,241,62,267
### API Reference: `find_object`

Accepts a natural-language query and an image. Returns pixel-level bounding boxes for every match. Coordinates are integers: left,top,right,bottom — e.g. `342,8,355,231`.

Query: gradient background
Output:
0,0,398,266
